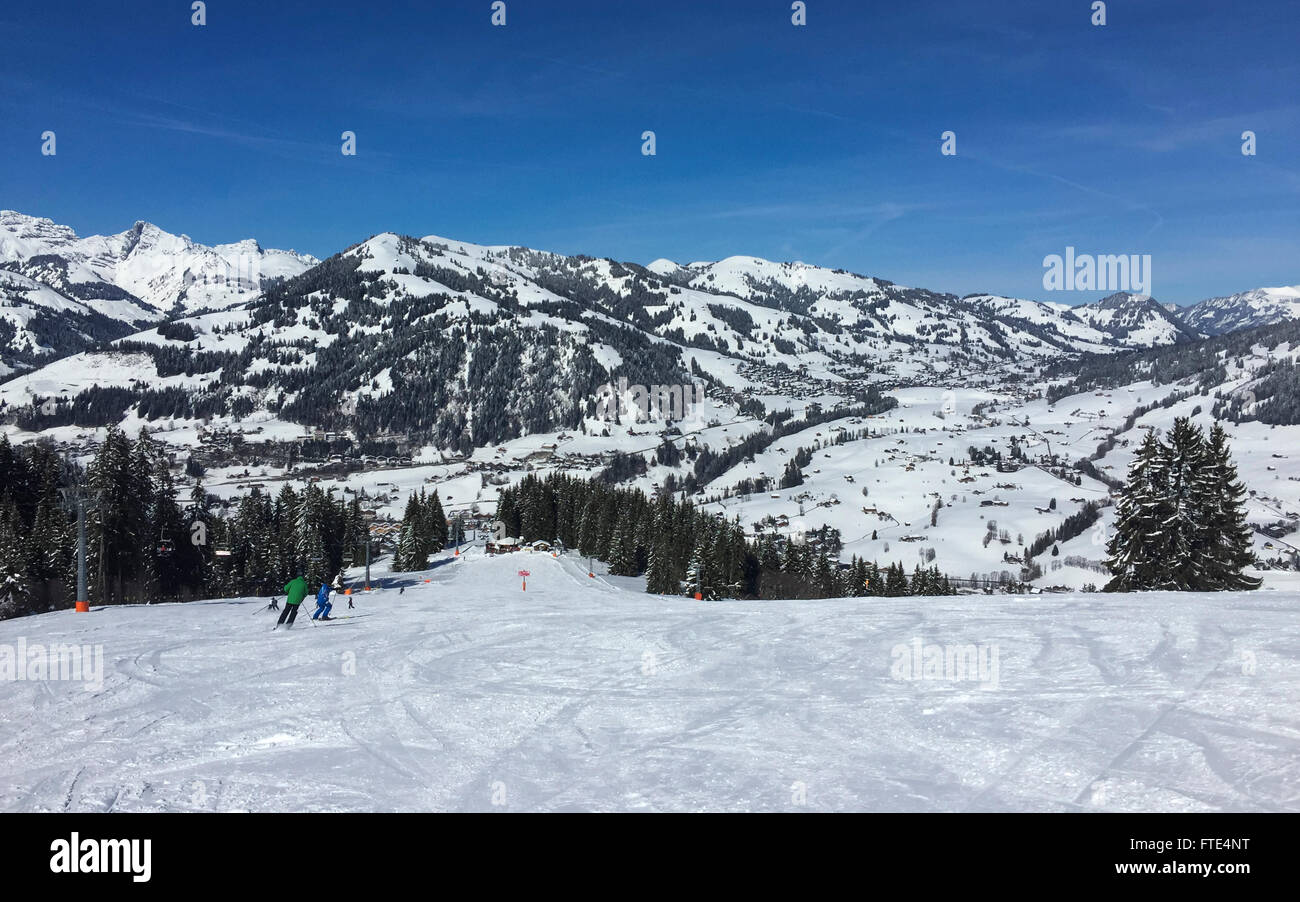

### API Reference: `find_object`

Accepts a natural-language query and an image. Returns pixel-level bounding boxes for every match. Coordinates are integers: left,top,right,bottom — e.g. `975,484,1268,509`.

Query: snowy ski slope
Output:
2,550,1297,812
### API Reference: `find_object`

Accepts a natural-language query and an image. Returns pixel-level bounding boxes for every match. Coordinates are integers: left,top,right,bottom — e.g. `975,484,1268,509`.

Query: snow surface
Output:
2,550,1297,812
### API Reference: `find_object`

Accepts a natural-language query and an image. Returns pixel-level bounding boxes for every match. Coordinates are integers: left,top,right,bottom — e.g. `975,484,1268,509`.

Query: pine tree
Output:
1200,423,1262,590
884,562,909,596
1105,431,1173,591
87,426,140,604
683,543,702,597
426,490,449,555
780,538,803,575
394,494,427,571
684,528,717,598
815,551,835,597
864,561,883,596
577,494,601,557
911,564,929,596
272,484,298,579
295,486,329,585
607,518,636,576
1159,418,1208,590
645,538,673,594
0,514,30,618
1106,419,1260,592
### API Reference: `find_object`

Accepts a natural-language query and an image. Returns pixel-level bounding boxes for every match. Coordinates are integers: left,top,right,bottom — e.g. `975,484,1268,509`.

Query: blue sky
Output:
1,0,1296,304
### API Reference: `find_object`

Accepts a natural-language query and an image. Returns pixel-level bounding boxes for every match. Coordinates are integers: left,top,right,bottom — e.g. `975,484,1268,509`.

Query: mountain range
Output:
0,211,1296,452
0,211,317,375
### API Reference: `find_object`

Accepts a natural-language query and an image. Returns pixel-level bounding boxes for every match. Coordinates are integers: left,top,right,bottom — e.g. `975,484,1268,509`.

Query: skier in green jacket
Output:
276,573,309,629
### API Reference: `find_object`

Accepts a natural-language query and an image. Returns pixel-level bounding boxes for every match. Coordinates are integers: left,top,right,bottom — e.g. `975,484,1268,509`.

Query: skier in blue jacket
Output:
312,581,334,621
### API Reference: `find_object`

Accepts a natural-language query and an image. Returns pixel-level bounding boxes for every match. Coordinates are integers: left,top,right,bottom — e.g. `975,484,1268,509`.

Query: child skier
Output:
312,581,334,621
334,572,354,609
276,572,308,629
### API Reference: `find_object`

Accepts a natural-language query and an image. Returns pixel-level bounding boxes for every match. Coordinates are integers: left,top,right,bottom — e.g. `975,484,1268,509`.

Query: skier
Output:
334,572,355,610
312,580,334,621
276,572,308,629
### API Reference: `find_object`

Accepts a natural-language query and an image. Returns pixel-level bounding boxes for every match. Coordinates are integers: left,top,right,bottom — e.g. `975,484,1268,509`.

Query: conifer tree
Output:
645,538,673,594
1200,423,1262,590
0,514,30,618
394,494,427,571
426,490,449,554
1159,418,1209,590
607,518,637,576
1107,419,1260,592
295,486,330,585
884,562,909,596
1105,431,1173,591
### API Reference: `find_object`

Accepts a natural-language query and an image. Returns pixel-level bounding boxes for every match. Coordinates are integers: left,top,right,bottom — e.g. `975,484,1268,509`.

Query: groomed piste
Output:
2,548,1298,812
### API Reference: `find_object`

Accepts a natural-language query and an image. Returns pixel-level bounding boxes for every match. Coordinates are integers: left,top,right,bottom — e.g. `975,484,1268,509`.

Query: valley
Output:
2,215,1299,598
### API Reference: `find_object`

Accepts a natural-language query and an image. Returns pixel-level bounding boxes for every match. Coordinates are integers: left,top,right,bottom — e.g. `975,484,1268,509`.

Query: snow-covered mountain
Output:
7,225,1300,615
1069,291,1200,345
1179,285,1300,336
0,230,1215,442
3,219,1293,474
661,256,1195,357
0,269,153,378
0,210,318,315
0,211,318,376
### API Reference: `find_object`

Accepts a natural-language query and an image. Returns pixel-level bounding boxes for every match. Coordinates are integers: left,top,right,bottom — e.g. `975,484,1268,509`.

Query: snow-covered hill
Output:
1180,285,1300,336
0,269,153,378
0,229,1219,434
0,211,318,316
1070,292,1200,345
2,549,1295,812
5,219,1300,599
0,211,318,374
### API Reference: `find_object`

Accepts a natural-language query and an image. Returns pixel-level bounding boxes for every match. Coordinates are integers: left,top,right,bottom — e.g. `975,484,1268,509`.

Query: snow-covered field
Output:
3,550,1297,812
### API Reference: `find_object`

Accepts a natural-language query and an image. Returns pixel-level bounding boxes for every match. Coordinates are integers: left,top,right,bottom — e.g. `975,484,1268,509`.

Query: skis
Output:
272,613,368,630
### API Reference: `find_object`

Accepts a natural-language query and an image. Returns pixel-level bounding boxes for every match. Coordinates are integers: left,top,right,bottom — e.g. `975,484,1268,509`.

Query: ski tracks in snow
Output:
2,553,1299,811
